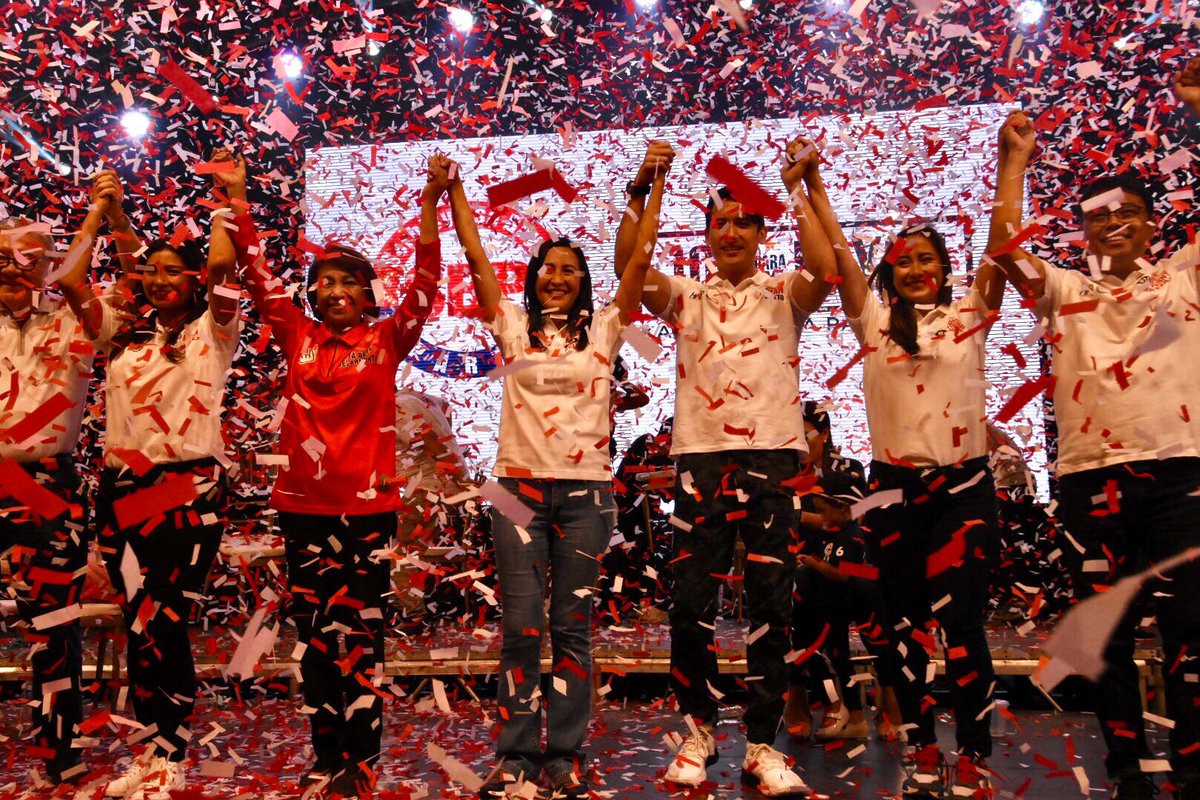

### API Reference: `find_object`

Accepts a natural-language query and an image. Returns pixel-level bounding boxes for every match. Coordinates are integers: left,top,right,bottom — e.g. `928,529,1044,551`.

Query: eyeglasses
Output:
1082,205,1147,226
0,251,44,271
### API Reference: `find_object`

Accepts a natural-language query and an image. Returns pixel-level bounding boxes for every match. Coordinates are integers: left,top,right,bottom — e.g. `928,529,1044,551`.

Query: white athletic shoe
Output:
127,757,185,800
664,727,717,787
104,751,155,797
741,742,810,797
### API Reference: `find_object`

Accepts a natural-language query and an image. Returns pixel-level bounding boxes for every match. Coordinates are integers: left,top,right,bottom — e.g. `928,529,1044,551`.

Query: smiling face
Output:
315,263,370,330
0,232,48,313
535,246,583,313
891,234,946,305
1082,191,1155,275
141,248,200,318
706,201,766,282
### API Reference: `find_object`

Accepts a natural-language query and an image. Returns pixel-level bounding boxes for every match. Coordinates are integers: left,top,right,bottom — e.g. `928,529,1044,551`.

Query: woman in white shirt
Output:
61,156,241,800
441,153,667,800
799,133,1007,800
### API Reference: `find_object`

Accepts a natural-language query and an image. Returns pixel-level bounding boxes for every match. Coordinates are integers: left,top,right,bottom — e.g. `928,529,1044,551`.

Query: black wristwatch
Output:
625,181,651,198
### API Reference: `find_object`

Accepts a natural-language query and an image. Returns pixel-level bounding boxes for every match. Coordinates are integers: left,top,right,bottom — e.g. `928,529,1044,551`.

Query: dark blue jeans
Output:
1,456,86,775
866,458,998,758
1058,457,1200,780
669,450,800,745
491,478,615,781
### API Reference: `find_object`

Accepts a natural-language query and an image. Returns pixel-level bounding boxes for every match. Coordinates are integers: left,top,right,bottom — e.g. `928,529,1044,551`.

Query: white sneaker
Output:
664,727,717,787
742,742,810,797
105,752,155,797
127,758,185,800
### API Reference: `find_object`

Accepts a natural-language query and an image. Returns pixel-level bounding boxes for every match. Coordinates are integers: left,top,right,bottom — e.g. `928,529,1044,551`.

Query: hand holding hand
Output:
1174,55,1200,117
635,140,676,185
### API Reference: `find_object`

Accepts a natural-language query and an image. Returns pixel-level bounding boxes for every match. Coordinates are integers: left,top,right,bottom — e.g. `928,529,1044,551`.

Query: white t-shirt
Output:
656,271,808,456
97,300,239,467
849,287,992,467
489,298,626,481
395,391,465,496
1036,243,1200,475
0,294,112,461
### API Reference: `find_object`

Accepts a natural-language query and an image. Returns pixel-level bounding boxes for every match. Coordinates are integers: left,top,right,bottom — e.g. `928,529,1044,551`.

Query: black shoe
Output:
330,765,374,797
547,772,590,799
1113,772,1159,800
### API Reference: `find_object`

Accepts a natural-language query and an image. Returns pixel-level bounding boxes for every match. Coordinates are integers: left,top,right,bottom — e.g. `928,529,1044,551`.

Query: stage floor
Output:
0,693,1164,799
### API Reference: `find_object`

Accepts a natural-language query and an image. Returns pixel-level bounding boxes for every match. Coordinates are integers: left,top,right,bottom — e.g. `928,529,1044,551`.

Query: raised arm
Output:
1174,55,1200,122
92,170,142,273
796,137,870,320
614,142,675,317
205,147,244,327
443,155,502,323
782,136,837,315
57,199,106,339
986,110,1046,300
615,168,668,324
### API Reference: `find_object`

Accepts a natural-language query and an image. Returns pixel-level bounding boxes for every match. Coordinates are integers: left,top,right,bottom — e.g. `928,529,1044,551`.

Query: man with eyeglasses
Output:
0,205,120,787
987,56,1200,800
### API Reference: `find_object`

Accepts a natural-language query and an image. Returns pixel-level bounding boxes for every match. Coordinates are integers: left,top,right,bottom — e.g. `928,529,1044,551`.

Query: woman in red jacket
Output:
220,155,447,796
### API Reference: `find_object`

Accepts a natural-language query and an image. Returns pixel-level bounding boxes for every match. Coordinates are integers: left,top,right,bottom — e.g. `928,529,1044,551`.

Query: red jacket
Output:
231,214,441,515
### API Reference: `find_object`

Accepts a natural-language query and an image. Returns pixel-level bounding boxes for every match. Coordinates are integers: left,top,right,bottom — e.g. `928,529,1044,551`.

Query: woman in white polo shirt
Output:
442,152,666,800
799,131,1008,799
60,156,241,800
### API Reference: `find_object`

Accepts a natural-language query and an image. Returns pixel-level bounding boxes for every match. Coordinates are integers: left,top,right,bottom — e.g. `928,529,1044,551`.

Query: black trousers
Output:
0,456,86,774
669,450,800,745
97,459,225,762
790,563,899,713
280,511,395,771
1058,457,1200,780
866,458,998,758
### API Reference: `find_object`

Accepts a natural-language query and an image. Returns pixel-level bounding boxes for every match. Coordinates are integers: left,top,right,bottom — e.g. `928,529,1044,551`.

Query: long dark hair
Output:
110,239,208,364
869,224,953,356
523,238,593,352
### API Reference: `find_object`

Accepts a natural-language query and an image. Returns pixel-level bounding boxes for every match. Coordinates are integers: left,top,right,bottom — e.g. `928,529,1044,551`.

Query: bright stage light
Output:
367,40,382,56
739,0,753,8
448,7,475,34
276,51,305,80
634,0,656,10
1017,0,1044,24
120,109,151,139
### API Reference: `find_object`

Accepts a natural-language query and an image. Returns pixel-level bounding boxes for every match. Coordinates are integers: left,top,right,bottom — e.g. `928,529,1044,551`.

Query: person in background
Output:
784,402,902,745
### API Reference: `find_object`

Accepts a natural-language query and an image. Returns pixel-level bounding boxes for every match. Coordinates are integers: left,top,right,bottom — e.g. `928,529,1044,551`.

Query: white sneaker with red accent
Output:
664,727,717,787
128,757,185,800
741,742,810,797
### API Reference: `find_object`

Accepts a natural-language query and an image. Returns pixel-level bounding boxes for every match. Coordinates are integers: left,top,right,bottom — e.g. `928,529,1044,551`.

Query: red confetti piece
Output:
159,59,219,114
0,459,69,520
704,156,788,220
112,472,199,530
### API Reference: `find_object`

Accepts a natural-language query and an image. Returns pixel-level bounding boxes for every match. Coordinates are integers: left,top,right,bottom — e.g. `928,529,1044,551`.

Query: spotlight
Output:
57,163,72,176
367,40,382,56
1016,0,1044,24
739,0,753,8
634,0,656,9
276,51,305,80
120,109,151,139
448,7,474,34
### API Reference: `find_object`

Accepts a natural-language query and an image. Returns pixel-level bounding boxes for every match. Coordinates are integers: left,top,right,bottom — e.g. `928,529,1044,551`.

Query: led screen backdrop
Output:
305,104,1049,497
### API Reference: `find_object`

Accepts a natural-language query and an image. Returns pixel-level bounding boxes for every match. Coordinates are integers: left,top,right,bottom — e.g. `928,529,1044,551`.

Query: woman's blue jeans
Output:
491,477,615,781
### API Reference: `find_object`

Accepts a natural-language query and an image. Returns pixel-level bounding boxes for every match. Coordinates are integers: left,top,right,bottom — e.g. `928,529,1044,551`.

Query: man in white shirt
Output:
615,139,835,796
988,55,1200,800
0,214,117,786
